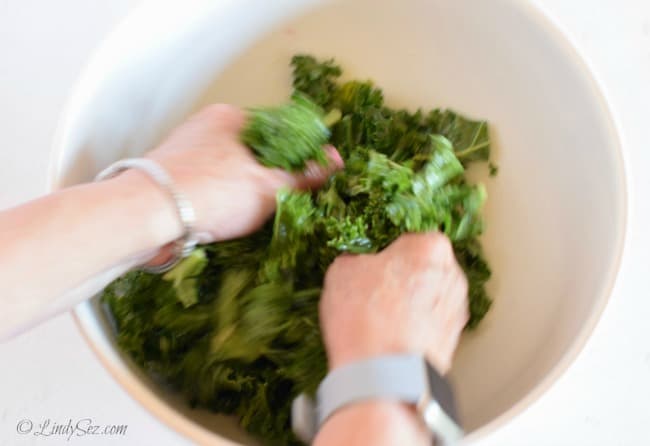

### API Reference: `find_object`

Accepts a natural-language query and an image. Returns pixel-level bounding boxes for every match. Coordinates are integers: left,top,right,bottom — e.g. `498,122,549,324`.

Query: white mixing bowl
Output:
48,0,627,444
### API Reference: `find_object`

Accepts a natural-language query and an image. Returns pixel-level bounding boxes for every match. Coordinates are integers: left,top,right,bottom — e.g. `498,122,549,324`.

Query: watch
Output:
291,354,463,445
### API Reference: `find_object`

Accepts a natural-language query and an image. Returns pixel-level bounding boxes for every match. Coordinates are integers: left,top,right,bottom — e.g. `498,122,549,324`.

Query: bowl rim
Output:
47,0,629,444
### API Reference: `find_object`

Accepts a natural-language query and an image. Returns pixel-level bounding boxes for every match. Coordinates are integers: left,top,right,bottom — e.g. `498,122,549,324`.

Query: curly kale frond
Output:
241,93,330,171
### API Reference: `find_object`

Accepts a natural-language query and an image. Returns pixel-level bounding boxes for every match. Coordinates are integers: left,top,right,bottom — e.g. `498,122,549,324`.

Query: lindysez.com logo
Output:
16,418,127,441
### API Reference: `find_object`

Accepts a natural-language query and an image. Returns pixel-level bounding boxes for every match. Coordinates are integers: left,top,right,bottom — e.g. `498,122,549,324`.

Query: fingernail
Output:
324,145,344,167
304,162,322,179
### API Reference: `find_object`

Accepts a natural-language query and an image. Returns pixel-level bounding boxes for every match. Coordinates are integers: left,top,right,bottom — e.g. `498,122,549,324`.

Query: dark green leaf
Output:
162,249,208,308
427,109,491,164
241,94,330,171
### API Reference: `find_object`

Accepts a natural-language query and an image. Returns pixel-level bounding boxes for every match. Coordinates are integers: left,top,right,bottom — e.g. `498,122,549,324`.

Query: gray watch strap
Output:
317,354,426,425
291,354,463,445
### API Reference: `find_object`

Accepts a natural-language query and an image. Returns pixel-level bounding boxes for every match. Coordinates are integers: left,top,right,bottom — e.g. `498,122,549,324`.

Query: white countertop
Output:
1,1,649,445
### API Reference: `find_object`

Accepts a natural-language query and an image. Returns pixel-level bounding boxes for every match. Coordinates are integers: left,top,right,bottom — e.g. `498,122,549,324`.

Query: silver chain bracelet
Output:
95,158,198,273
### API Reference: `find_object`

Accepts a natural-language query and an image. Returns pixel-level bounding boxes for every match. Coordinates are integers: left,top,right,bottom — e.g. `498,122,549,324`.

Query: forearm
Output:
0,171,180,339
314,401,429,446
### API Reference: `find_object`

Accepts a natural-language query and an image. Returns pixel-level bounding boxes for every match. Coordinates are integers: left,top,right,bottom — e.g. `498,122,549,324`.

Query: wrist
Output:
104,170,183,253
296,354,462,445
315,401,429,446
327,345,452,374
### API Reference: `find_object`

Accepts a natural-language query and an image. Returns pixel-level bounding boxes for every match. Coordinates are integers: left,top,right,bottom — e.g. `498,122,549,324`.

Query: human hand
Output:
143,104,342,244
320,232,469,374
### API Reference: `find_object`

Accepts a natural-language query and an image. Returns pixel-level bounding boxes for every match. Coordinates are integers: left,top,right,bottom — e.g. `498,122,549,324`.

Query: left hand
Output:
144,104,342,244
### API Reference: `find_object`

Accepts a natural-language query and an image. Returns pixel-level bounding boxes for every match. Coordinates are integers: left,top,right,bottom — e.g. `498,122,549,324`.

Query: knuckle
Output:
429,232,453,256
330,254,346,267
200,103,235,118
412,232,453,264
325,253,371,285
325,255,347,277
191,104,241,126
387,232,422,253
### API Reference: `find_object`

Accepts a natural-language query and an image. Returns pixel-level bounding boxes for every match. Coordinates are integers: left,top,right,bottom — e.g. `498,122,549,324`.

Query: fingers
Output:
280,145,344,190
192,104,343,190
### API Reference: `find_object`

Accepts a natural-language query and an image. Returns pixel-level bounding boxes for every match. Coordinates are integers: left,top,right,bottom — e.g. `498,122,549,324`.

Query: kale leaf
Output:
104,55,494,445
241,93,330,171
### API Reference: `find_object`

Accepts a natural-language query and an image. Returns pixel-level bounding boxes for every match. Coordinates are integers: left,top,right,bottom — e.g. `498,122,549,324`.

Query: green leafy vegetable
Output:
241,93,330,171
291,55,342,106
104,55,494,445
162,248,208,308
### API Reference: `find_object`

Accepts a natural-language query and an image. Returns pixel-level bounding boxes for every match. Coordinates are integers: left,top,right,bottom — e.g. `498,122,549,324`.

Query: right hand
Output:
320,232,469,374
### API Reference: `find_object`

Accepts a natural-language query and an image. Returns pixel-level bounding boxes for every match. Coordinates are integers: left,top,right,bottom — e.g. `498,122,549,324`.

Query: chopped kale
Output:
104,55,494,445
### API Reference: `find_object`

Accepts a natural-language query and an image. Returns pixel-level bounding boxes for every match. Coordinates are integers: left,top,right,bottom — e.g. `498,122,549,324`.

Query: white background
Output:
1,1,649,445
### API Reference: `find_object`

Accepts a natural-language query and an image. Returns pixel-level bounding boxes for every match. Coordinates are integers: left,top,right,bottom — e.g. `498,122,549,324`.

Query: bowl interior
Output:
54,0,625,444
